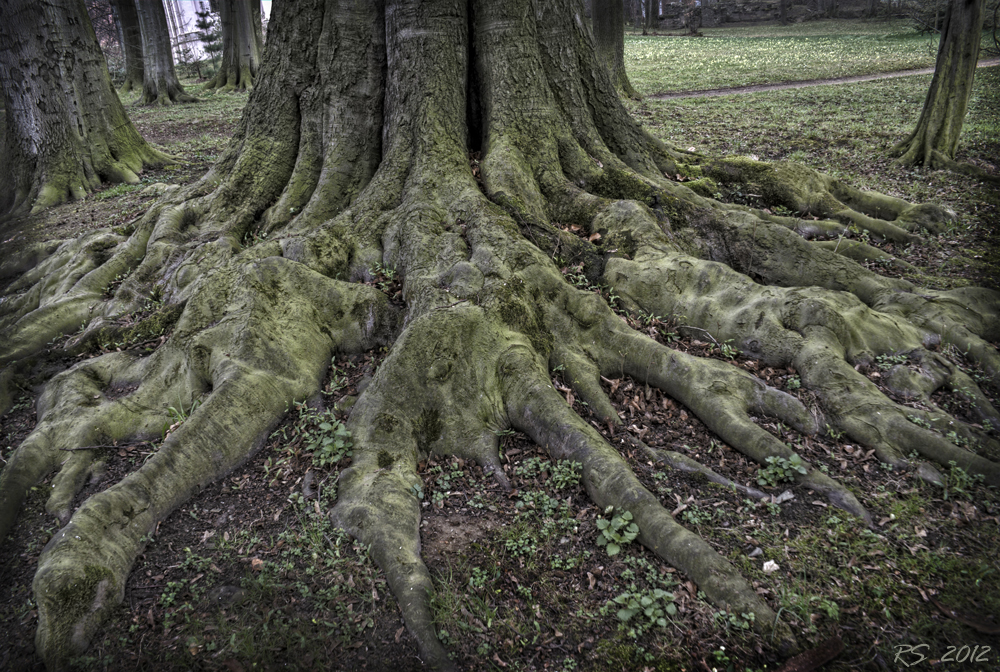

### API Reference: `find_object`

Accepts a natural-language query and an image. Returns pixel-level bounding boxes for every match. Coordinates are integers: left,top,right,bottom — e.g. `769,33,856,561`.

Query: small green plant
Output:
713,609,755,631
875,352,908,371
596,507,639,556
786,375,801,390
825,423,843,440
611,588,677,635
550,460,582,490
757,452,807,487
718,339,740,360
370,262,398,294
681,506,713,526
942,461,984,501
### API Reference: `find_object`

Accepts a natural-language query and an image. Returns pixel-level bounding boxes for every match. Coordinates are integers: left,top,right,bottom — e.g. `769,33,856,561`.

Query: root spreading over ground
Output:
1,1,998,670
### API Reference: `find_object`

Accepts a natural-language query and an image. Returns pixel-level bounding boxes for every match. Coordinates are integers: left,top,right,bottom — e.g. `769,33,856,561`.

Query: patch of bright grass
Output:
625,19,959,94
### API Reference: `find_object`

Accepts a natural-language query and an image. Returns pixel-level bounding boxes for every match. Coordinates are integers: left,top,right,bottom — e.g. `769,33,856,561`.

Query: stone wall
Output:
647,0,873,30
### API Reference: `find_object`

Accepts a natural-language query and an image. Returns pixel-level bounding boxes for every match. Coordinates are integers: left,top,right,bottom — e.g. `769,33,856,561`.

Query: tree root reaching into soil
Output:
1,1,998,669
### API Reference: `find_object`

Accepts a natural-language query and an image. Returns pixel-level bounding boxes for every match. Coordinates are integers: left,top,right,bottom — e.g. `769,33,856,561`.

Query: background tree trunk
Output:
0,0,167,215
593,0,640,98
203,0,263,92
111,0,144,94
892,0,986,170
134,0,195,105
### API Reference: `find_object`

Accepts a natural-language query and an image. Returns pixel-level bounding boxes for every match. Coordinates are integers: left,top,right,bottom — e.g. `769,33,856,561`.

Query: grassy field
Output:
626,19,950,94
1,20,999,672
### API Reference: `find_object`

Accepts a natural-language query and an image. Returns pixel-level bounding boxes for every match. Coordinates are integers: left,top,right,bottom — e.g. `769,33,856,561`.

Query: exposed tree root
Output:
1,0,999,669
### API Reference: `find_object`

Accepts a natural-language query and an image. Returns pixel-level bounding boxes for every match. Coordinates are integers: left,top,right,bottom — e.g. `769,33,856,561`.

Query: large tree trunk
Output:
892,0,986,170
2,0,999,669
134,0,195,105
593,0,640,98
203,0,263,92
0,0,167,216
110,0,144,95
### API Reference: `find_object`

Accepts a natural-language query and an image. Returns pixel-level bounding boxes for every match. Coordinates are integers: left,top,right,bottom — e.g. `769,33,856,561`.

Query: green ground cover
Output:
626,19,946,94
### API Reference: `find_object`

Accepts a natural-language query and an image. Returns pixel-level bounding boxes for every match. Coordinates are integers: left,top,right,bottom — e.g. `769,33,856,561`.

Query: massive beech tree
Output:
1,0,999,669
203,0,265,92
0,0,167,215
892,0,985,170
134,0,195,105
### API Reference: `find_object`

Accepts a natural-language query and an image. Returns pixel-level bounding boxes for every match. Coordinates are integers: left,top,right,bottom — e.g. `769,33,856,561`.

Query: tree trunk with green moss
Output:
892,0,985,170
111,0,145,95
134,0,195,105
2,0,999,670
203,0,263,92
0,0,168,216
594,0,640,98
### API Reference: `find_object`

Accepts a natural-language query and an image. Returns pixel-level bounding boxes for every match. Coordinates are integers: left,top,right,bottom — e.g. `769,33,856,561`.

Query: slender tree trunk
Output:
110,0,144,94
780,0,789,25
134,0,195,105
593,0,640,98
0,0,167,216
892,0,985,169
203,0,263,91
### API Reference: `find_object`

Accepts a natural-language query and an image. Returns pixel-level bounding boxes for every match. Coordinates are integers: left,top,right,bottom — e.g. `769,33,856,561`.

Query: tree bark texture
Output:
1,0,998,669
203,0,263,92
593,0,639,97
110,0,144,94
892,0,986,170
0,0,167,215
134,0,195,105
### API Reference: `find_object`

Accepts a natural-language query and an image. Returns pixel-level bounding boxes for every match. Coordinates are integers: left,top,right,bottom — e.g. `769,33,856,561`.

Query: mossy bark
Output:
202,0,263,93
0,0,169,216
1,0,999,669
892,0,985,170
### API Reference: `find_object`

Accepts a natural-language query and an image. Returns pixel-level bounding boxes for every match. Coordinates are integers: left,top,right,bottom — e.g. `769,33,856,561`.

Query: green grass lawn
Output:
626,18,950,94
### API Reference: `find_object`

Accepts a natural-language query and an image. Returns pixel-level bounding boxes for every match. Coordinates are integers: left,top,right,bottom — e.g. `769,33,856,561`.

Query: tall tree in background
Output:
195,5,222,76
203,0,264,91
134,0,195,105
892,0,987,173
2,0,999,669
110,0,144,94
0,0,167,215
594,0,639,97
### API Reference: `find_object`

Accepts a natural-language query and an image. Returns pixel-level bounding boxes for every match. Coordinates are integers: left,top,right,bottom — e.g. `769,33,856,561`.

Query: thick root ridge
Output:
14,254,394,667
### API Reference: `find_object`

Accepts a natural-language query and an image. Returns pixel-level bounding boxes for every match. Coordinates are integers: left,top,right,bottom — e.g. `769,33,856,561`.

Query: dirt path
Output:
651,57,1000,100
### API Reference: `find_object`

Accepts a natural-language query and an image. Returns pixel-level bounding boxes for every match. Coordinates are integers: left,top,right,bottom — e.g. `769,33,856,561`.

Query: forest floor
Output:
2,20,1000,672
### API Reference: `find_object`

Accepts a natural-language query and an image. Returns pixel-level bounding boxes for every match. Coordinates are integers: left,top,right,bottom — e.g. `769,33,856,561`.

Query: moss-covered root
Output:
701,157,955,241
28,258,394,668
0,353,160,541
331,308,528,670
498,346,798,654
631,437,768,500
331,455,455,671
615,331,871,524
793,336,1000,488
